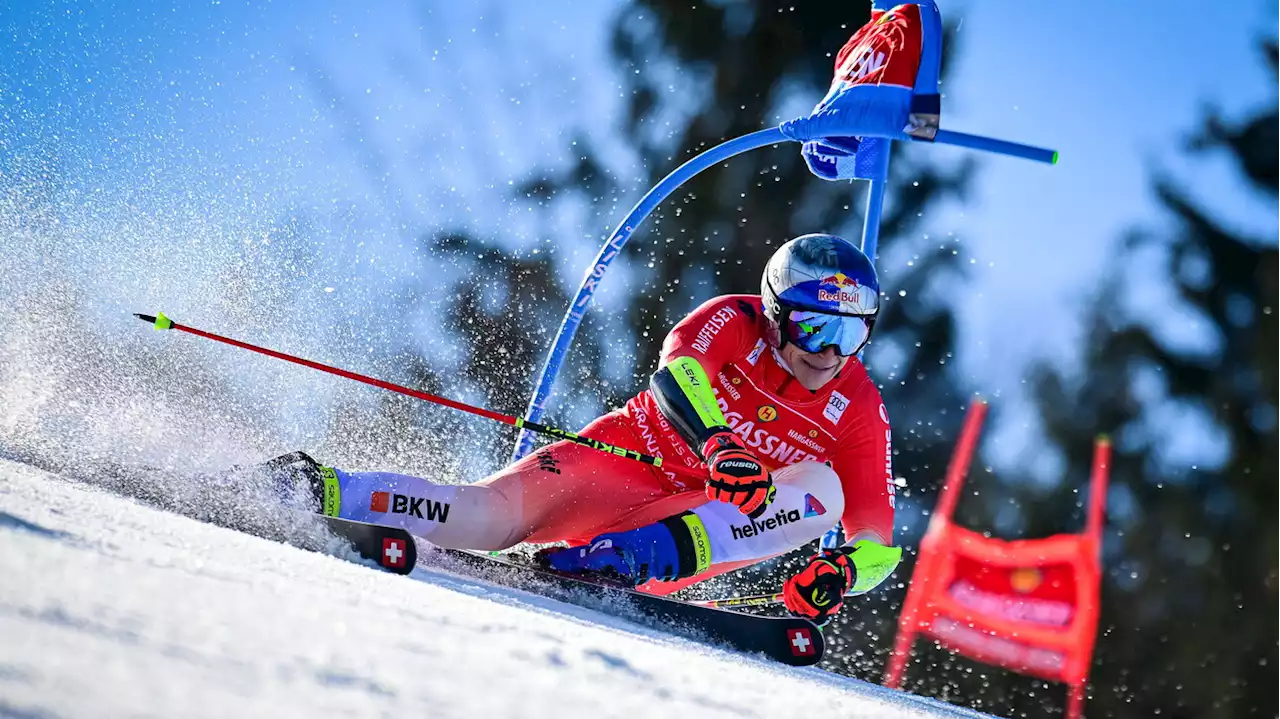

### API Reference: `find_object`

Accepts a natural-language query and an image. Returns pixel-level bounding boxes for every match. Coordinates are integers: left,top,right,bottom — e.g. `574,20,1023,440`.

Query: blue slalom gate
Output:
511,0,1056,462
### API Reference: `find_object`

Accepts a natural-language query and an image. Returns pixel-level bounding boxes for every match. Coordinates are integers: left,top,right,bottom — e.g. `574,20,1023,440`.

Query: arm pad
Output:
649,356,730,459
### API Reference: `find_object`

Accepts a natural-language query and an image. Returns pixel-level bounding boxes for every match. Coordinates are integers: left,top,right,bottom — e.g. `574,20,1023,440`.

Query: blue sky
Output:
929,1,1277,473
2,1,1275,478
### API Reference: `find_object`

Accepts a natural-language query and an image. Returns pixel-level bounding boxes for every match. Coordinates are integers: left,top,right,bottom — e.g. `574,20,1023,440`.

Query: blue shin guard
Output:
543,512,711,585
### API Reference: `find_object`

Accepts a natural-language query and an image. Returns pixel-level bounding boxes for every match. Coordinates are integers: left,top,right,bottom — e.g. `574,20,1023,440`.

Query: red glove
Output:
701,431,775,518
782,547,856,625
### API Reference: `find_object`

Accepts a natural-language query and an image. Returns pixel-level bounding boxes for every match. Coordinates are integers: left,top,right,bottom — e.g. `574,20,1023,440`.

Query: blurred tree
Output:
1018,37,1278,718
322,227,612,478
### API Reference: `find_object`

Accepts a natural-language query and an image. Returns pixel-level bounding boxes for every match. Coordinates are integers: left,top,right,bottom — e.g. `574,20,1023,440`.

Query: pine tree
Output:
1025,37,1278,718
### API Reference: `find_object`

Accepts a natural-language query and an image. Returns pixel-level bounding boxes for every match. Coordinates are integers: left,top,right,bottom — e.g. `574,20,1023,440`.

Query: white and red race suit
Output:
329,295,896,594
626,294,896,546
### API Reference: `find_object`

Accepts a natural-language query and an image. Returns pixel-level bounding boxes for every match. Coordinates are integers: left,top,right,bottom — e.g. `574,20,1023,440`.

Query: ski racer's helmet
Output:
760,233,879,356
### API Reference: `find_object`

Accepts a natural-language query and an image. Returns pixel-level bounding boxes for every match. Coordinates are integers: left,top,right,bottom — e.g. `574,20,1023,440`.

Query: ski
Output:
320,516,417,575
431,547,825,667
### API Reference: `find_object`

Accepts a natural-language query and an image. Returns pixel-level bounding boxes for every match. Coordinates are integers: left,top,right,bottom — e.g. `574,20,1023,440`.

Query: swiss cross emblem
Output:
789,628,815,656
382,538,406,569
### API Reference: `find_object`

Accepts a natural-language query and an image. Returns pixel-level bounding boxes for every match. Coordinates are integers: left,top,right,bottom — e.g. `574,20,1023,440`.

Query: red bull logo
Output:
817,273,873,308
820,272,858,288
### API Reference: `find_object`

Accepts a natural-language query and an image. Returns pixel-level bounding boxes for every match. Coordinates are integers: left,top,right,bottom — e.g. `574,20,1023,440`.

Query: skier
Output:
275,233,900,625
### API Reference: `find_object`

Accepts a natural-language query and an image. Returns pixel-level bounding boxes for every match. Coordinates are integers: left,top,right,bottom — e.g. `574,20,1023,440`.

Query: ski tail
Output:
321,516,417,575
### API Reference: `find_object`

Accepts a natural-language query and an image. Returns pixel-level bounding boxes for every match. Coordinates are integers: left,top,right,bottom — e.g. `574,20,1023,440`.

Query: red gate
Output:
883,401,1110,718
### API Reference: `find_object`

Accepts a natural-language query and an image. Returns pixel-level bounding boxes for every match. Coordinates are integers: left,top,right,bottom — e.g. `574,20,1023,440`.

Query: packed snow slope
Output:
0,458,995,719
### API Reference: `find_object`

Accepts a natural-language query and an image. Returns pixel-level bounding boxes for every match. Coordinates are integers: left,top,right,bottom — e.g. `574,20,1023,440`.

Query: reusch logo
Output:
370,491,451,522
731,508,802,540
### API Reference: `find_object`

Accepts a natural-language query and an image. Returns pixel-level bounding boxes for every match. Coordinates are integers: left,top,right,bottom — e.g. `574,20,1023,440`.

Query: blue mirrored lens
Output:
784,310,870,356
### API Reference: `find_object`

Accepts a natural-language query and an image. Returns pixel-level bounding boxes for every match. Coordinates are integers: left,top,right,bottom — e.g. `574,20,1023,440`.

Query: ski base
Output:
321,516,417,575
433,547,825,667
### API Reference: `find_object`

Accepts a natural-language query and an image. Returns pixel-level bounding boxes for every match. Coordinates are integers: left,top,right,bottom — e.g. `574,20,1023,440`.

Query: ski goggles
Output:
782,309,874,356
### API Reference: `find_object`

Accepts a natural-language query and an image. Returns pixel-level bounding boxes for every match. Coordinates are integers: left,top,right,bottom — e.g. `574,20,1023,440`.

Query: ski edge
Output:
433,547,826,667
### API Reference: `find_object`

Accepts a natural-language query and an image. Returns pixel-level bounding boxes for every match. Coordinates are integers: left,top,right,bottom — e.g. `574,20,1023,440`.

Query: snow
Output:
0,458,994,718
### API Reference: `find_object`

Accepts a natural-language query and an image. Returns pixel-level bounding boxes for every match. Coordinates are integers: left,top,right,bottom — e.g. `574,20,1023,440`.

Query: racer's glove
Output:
701,431,775,519
782,540,904,625
782,546,856,626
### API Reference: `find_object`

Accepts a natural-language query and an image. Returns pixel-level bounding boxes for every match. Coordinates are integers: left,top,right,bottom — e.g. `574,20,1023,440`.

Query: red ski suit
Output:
628,295,895,543
494,294,896,589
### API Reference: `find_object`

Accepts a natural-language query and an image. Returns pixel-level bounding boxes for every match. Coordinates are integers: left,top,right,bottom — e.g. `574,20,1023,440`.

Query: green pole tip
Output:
1051,150,1060,165
153,312,173,330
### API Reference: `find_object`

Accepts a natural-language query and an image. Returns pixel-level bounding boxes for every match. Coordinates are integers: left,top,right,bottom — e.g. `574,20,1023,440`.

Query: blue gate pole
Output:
510,128,786,461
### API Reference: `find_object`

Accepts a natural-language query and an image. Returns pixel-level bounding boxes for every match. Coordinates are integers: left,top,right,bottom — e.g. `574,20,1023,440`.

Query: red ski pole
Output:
135,312,703,479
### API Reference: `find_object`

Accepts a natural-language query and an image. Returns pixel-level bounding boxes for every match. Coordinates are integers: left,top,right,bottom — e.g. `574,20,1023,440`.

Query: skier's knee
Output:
771,461,845,527
431,483,529,551
686,461,843,565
